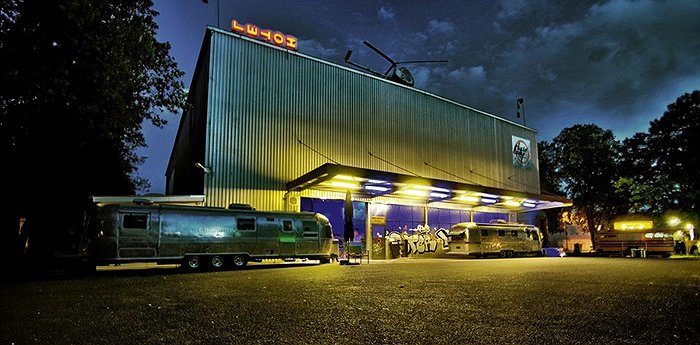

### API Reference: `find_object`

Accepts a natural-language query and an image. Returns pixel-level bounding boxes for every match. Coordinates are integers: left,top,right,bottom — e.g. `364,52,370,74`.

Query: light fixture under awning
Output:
287,163,572,212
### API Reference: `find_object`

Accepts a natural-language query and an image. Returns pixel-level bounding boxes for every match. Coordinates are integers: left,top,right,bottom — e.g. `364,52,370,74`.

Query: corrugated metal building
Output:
167,26,570,255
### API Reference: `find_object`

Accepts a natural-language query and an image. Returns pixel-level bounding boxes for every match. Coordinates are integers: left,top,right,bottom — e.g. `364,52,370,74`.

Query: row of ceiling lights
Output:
325,175,538,207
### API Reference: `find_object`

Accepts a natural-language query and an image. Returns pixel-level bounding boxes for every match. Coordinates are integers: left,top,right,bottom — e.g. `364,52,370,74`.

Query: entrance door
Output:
279,219,296,256
118,211,157,257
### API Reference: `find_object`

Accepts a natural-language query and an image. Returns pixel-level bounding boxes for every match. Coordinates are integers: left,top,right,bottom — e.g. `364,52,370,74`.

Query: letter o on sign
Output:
272,32,285,45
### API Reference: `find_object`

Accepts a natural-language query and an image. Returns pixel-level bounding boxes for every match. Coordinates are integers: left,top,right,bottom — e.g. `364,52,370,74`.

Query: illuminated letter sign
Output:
230,19,298,51
512,135,532,169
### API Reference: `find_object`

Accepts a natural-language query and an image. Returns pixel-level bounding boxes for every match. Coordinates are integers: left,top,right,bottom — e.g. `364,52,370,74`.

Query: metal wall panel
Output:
184,28,540,210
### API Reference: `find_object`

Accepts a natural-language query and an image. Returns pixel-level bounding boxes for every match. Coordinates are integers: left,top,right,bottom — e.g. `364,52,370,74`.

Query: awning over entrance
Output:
287,163,571,212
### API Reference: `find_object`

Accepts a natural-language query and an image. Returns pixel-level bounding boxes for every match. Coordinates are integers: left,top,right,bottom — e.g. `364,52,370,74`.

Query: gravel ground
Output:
2,257,699,345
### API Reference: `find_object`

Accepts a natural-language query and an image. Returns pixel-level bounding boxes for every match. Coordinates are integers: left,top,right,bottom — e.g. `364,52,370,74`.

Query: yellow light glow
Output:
667,217,681,226
329,181,360,189
503,200,520,207
614,221,653,230
401,189,427,197
333,175,356,181
455,196,480,203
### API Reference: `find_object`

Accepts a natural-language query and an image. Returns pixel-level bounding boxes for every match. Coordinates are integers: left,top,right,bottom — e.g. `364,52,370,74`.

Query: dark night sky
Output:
138,0,700,193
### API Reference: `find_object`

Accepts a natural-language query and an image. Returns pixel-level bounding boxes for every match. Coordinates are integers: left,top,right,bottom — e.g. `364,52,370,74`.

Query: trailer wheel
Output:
210,255,225,269
232,254,247,268
185,256,201,270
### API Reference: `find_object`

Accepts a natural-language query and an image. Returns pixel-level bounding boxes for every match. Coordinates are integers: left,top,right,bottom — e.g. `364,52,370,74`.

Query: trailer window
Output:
122,214,148,229
237,218,256,231
302,221,318,237
282,220,293,232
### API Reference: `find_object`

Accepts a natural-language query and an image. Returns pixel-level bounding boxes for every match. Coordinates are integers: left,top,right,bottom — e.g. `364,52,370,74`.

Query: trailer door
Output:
279,219,296,256
299,220,320,254
118,211,158,258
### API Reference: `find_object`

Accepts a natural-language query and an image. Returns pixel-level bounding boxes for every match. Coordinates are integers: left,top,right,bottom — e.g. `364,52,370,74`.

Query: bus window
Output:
324,225,332,238
511,230,518,237
532,231,539,241
481,229,489,237
123,214,148,229
237,218,256,231
498,230,506,237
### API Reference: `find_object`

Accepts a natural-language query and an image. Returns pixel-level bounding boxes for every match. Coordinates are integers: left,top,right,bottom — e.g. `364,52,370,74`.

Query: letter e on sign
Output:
245,24,259,38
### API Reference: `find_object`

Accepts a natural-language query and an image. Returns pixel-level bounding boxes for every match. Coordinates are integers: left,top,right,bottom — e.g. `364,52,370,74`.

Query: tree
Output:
537,140,566,240
550,124,625,243
615,91,699,226
0,0,185,267
646,91,700,214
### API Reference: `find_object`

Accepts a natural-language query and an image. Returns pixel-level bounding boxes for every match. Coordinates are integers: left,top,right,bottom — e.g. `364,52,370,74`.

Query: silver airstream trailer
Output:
88,199,334,269
446,221,543,258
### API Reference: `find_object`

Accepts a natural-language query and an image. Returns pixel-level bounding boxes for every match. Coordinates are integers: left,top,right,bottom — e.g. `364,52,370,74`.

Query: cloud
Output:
482,0,700,139
497,0,529,18
378,6,395,20
297,39,339,59
447,66,487,84
428,19,455,35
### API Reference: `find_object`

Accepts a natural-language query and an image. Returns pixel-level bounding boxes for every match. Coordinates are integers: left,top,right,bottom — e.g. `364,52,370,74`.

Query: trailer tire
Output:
232,254,248,268
185,256,201,270
210,255,225,269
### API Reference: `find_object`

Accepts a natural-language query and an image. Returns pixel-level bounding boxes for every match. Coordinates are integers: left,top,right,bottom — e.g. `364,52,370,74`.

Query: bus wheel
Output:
232,254,248,268
210,255,225,269
186,256,201,270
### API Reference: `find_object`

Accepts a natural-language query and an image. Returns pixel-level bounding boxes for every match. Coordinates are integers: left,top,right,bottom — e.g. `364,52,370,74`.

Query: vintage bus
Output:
595,221,699,257
87,200,335,269
446,221,543,258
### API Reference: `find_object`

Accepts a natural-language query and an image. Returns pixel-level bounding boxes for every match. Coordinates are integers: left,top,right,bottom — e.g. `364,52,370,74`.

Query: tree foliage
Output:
0,0,185,261
548,124,624,239
537,140,562,196
616,90,699,222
